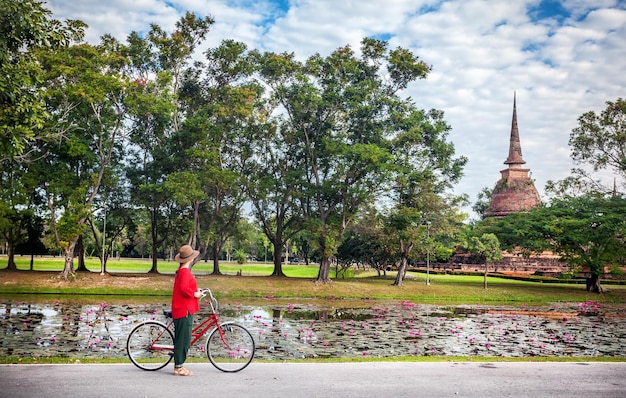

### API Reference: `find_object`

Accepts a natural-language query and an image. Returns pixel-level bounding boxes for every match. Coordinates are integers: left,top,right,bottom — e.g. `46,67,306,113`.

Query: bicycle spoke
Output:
207,323,255,372
126,321,174,371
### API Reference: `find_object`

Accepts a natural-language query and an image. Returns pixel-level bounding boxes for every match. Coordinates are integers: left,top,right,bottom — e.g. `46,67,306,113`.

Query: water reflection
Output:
1,299,625,360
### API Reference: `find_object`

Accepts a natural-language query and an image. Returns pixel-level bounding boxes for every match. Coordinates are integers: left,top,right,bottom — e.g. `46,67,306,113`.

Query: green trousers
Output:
173,313,193,367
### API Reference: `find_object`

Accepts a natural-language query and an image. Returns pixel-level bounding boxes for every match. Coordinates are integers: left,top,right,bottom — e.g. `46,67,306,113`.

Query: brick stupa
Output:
484,94,541,218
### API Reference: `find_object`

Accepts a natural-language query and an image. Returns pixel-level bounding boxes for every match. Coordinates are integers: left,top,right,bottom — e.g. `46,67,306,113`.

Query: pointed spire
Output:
504,92,526,166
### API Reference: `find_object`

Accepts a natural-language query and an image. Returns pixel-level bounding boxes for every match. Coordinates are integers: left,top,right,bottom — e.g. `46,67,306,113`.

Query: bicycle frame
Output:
150,289,226,351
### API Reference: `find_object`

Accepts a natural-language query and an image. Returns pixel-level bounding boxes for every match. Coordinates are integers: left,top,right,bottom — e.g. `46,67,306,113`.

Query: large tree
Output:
124,13,214,272
0,1,84,269
257,38,440,283
383,104,467,286
35,39,129,279
244,52,308,276
245,126,308,276
173,39,260,274
538,196,626,293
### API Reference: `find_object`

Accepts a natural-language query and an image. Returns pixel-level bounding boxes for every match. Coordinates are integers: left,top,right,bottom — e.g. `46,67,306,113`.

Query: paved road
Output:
1,362,624,398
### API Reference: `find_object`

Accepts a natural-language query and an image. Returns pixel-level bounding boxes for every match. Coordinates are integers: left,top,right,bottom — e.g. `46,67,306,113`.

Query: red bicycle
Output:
126,288,255,373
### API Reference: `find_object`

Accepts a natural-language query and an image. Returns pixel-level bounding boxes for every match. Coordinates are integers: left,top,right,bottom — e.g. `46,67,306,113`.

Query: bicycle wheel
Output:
206,322,255,372
126,321,174,371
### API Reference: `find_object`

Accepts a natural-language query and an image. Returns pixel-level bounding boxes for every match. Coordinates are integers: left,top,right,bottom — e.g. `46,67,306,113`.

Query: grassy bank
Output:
1,257,625,305
4,355,625,365
2,256,321,276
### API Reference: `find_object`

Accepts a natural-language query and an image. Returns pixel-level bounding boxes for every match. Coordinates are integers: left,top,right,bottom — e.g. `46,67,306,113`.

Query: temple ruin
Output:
484,93,541,218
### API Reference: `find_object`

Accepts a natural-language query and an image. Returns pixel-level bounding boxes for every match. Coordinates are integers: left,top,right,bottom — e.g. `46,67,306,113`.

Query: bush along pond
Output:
1,298,625,360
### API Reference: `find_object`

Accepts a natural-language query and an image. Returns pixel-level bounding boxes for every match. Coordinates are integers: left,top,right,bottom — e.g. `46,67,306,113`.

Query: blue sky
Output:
529,0,571,21
44,0,626,219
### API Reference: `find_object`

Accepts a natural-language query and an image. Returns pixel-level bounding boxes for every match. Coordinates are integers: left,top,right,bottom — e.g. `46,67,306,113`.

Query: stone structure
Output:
437,250,564,274
438,96,624,278
448,94,558,275
484,93,541,218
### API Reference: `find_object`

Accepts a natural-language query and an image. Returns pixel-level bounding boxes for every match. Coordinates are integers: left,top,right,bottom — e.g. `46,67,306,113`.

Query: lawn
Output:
4,256,322,277
1,256,625,306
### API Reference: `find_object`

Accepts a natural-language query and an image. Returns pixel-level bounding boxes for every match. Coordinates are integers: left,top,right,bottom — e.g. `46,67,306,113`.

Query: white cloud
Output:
43,0,626,219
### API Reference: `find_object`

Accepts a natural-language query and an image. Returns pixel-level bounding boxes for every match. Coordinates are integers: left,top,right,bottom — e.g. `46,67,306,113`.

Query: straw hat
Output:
175,245,200,264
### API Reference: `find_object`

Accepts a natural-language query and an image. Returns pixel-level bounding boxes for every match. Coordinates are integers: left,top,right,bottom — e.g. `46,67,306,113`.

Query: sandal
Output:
174,367,194,376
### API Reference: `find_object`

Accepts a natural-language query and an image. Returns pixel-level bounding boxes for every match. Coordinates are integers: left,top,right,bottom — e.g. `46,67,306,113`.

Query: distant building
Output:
484,94,541,218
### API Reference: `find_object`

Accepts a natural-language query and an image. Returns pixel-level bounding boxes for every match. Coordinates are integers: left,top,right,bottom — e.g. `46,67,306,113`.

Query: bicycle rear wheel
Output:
126,321,174,371
206,322,255,372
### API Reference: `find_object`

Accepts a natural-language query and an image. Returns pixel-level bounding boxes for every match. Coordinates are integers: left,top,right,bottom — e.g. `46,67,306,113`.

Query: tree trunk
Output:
4,216,20,270
271,221,286,277
316,256,331,283
392,240,413,286
148,207,159,273
60,240,77,280
484,262,488,289
315,234,332,283
271,242,286,277
149,247,158,273
6,243,16,270
76,235,88,272
212,244,222,275
586,274,604,293
392,256,408,286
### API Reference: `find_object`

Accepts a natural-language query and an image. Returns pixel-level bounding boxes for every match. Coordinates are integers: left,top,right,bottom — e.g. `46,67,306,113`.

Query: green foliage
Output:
28,35,130,277
233,249,247,265
547,98,626,197
473,187,493,218
467,234,502,263
255,38,465,283
337,208,395,273
482,195,626,279
546,196,626,276
123,14,216,270
0,5,465,281
176,38,260,273
0,0,85,160
570,98,626,176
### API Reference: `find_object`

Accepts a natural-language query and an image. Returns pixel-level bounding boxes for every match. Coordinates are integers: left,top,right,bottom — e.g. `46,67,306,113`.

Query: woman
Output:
171,244,202,376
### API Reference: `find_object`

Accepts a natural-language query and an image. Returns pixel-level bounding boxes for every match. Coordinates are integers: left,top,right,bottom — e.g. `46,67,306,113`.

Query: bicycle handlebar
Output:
199,288,218,313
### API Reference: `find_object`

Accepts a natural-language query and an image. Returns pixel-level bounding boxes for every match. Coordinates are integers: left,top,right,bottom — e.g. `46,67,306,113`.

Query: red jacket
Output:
171,267,199,319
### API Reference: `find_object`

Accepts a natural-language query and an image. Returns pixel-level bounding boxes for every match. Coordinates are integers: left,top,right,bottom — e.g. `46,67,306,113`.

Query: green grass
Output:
2,256,626,305
1,355,624,365
5,256,323,277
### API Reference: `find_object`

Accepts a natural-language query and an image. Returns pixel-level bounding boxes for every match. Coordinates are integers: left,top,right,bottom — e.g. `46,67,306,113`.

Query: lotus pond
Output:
1,297,625,361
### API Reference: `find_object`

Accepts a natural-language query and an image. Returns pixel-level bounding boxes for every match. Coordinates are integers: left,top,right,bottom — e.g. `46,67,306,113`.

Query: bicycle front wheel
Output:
126,321,174,371
206,322,255,372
